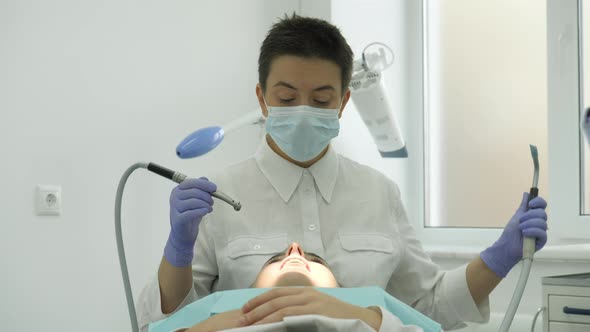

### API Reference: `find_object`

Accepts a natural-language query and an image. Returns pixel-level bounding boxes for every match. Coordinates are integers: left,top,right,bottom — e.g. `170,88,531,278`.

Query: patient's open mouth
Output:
280,257,310,272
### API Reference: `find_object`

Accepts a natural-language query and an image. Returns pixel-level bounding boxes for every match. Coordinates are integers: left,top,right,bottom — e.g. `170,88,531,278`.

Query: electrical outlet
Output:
36,185,61,216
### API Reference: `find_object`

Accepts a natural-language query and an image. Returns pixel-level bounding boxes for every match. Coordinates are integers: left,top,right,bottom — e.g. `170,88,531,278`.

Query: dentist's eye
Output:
280,98,295,104
314,100,329,105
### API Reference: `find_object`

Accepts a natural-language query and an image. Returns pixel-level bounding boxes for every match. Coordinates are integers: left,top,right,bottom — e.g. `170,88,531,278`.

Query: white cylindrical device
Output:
350,71,407,157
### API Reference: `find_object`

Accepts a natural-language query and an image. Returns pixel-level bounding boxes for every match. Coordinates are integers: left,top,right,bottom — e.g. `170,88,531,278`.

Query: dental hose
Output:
498,145,539,332
115,162,241,332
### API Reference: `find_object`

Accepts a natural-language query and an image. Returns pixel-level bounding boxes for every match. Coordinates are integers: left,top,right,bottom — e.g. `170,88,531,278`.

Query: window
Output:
545,0,590,242
423,0,548,228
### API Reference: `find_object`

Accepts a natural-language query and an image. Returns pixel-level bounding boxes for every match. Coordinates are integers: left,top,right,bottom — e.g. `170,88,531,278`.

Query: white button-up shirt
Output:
138,139,488,331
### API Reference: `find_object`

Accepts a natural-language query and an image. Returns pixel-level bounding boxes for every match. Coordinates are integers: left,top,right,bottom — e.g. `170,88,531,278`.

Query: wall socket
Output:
36,185,62,216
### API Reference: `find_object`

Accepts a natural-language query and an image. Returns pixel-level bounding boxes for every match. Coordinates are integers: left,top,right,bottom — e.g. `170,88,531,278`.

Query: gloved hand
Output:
164,177,217,267
480,192,548,278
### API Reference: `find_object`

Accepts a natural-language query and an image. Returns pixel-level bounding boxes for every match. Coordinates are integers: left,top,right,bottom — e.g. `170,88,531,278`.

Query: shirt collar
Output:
308,142,339,203
254,137,339,203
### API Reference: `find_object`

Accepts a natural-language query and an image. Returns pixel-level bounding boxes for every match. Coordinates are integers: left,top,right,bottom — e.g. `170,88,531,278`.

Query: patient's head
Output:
252,242,339,288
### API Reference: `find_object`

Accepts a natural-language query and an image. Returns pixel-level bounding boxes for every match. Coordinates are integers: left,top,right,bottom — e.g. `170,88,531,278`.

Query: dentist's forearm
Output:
466,256,502,305
158,256,193,314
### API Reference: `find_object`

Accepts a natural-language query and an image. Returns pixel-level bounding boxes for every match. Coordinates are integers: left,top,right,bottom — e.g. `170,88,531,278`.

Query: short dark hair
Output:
258,13,354,94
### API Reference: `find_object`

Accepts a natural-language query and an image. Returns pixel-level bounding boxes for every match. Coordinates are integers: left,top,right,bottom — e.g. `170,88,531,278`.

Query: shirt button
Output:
253,244,261,250
308,224,317,231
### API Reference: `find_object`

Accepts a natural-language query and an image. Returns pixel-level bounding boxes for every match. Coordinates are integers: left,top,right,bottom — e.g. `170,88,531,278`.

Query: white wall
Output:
0,1,298,330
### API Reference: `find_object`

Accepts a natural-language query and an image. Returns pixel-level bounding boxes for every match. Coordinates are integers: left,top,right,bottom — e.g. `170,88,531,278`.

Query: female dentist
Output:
137,14,548,332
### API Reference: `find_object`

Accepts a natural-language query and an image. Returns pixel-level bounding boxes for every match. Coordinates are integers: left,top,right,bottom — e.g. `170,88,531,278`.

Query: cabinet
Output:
542,273,590,332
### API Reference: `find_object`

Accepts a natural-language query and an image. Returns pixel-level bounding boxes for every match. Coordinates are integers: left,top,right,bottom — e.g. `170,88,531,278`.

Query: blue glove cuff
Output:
480,248,517,278
164,234,195,267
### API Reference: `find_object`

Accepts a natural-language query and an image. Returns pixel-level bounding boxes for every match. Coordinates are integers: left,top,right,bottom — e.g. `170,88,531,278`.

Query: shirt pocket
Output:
227,233,288,258
336,232,399,287
339,233,394,253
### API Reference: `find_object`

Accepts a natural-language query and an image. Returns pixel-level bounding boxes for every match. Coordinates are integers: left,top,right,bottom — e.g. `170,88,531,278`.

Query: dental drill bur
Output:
147,162,242,211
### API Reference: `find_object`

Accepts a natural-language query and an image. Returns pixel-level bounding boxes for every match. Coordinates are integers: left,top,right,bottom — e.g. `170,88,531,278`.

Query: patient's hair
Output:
258,13,354,94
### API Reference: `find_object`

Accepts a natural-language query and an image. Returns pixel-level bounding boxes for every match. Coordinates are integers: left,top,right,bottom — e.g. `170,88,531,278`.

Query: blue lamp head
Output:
176,126,224,159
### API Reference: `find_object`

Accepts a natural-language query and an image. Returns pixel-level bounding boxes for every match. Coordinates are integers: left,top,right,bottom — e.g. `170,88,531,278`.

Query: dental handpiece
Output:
529,144,539,200
147,162,242,211
523,144,540,259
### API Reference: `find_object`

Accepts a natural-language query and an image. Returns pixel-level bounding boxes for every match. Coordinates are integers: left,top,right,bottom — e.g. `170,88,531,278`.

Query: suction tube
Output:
116,162,242,331
498,260,534,332
497,145,539,332
115,162,148,332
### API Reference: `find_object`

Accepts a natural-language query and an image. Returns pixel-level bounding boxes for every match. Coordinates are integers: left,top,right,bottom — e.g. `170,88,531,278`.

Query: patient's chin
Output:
273,272,313,287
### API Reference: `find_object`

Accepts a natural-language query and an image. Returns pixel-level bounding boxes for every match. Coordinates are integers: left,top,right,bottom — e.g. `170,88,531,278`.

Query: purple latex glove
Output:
164,177,217,267
480,192,548,278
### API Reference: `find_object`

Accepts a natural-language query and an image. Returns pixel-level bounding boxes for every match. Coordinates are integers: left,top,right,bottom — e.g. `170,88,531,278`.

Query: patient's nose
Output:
287,242,304,256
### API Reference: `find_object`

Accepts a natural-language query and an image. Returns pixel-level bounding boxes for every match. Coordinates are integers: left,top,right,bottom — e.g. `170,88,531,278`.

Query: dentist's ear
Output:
256,84,268,118
338,89,351,119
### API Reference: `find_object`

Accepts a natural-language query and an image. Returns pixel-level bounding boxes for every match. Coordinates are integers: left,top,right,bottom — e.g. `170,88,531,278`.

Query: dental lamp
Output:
176,111,265,159
350,42,407,157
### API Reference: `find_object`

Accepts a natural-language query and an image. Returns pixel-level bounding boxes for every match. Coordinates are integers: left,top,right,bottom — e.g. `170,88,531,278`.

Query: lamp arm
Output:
223,110,265,135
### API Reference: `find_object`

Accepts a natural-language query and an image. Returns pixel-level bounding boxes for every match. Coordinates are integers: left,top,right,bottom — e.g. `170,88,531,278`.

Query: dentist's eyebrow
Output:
272,81,335,92
273,81,297,90
313,85,335,92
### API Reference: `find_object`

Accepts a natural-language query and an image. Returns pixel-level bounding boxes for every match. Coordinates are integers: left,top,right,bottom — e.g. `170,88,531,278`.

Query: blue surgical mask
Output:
265,103,341,162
